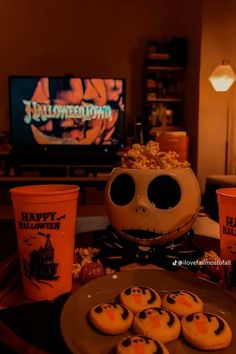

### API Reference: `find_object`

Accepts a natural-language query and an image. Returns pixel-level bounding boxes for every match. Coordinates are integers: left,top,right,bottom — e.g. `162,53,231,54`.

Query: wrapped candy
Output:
196,250,225,283
79,261,105,283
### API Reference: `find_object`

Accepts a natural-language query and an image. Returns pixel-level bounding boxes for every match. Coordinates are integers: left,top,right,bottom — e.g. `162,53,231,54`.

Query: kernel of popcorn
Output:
80,256,93,266
105,267,116,275
72,263,82,278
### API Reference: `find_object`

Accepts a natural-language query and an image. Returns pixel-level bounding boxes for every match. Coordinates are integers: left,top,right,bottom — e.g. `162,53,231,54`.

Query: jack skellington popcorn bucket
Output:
101,166,202,269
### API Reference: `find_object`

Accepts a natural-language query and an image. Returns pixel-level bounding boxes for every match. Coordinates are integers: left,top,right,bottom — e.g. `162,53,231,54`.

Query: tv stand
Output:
7,146,123,177
0,149,125,204
13,163,115,178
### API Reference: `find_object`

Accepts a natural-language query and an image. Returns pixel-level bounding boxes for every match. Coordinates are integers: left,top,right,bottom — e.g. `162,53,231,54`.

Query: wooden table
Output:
0,215,230,354
0,214,221,309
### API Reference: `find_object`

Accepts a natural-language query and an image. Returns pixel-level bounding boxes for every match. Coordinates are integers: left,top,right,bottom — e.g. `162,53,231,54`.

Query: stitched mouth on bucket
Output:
122,229,164,240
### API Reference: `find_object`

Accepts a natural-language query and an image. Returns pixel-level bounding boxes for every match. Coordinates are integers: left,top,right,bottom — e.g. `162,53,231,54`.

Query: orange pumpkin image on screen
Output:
28,77,124,145
10,184,79,301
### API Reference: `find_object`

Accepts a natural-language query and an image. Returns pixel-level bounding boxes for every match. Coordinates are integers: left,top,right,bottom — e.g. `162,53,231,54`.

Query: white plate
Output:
60,269,236,354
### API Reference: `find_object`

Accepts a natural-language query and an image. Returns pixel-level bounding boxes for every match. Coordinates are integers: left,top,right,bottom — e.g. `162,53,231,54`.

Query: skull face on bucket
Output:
105,167,201,246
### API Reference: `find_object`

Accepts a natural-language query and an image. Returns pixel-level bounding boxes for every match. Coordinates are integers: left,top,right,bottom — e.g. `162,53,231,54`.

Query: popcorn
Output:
73,247,101,279
196,250,224,283
73,246,117,279
72,263,82,279
200,250,221,262
121,141,190,169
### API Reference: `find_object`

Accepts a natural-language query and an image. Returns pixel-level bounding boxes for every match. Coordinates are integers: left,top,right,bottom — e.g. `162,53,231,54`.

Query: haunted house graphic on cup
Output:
23,233,59,284
19,211,67,287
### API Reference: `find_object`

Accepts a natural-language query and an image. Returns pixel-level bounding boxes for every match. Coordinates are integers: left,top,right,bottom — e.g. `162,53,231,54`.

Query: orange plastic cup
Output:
217,188,236,262
10,184,79,301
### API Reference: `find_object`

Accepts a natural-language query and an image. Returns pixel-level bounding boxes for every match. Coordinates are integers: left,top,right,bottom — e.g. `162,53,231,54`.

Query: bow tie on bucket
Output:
99,226,203,271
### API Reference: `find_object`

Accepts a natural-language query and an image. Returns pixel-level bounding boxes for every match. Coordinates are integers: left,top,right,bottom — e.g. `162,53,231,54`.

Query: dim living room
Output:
0,1,235,204
1,1,236,354
0,1,201,216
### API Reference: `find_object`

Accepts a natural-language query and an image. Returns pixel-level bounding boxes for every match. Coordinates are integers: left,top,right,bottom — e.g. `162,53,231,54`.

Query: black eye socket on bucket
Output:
147,175,181,209
110,173,135,206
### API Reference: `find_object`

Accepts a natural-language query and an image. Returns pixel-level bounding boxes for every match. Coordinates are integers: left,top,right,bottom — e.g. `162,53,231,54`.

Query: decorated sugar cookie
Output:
133,307,180,344
120,286,161,314
162,290,203,317
181,312,232,350
116,335,169,354
89,303,133,335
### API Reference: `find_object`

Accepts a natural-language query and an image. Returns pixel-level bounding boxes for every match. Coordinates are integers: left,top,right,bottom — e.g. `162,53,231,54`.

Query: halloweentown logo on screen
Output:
22,78,124,145
23,101,113,123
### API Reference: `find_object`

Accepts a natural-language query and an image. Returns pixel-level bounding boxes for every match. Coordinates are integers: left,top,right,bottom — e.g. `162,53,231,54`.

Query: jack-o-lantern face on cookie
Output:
181,312,232,350
120,286,161,314
116,335,169,354
89,303,133,335
162,290,203,318
133,307,180,344
105,167,200,246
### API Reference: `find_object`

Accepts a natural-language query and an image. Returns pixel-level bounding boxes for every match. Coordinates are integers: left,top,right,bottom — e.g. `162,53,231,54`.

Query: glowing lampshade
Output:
208,64,236,92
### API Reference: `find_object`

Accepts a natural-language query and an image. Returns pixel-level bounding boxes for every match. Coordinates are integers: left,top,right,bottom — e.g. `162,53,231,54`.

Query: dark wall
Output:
0,0,202,167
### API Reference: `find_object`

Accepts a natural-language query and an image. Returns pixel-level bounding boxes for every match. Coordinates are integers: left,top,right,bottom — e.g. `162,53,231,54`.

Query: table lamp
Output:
208,60,236,174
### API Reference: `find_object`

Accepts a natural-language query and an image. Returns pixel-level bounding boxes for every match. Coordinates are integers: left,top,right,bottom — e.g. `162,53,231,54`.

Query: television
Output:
9,76,126,164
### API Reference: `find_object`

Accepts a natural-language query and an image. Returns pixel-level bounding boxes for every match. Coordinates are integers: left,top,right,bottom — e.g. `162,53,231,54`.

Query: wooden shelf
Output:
146,98,183,103
144,41,186,135
0,150,10,156
147,66,184,72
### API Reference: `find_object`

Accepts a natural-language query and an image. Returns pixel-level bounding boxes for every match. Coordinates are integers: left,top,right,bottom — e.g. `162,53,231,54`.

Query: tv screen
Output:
9,76,125,150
